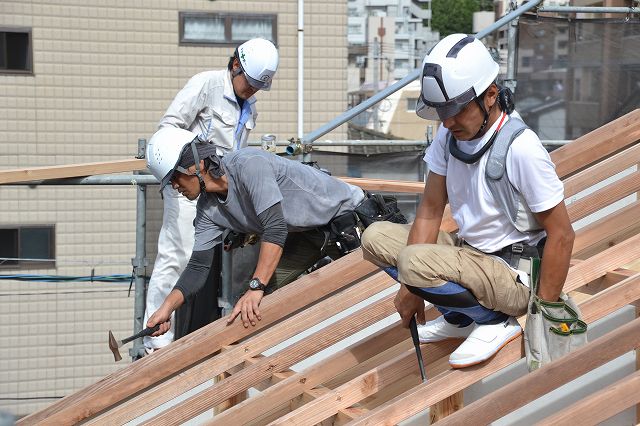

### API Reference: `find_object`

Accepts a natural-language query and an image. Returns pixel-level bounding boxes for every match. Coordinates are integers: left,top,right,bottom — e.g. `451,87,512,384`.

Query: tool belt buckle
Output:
511,243,524,255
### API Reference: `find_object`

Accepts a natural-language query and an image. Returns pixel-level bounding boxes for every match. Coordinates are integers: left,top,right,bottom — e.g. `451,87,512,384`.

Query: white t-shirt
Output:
425,115,564,252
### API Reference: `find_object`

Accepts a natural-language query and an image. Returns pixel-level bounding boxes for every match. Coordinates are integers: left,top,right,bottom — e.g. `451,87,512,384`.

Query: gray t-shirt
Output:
193,148,365,251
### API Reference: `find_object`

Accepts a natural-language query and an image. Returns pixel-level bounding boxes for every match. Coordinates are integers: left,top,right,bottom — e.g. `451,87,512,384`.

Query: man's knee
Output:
397,244,442,288
361,221,404,265
362,221,391,251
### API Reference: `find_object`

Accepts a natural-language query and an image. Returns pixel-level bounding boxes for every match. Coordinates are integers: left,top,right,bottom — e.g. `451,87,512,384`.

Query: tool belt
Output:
354,191,407,227
223,230,259,252
463,237,546,271
327,192,408,256
488,239,545,270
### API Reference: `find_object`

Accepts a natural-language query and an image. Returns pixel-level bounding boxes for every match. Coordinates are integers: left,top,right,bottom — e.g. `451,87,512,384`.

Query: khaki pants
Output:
361,222,530,317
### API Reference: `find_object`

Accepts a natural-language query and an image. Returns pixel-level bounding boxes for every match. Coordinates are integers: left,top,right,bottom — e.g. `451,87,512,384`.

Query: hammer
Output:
108,325,160,362
409,316,427,383
383,267,427,382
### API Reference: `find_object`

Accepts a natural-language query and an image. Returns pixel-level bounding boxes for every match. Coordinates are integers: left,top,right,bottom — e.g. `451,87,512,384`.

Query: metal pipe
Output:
504,4,519,94
538,6,639,14
250,140,429,147
219,244,234,316
298,0,304,139
21,175,158,185
130,138,148,360
301,0,543,144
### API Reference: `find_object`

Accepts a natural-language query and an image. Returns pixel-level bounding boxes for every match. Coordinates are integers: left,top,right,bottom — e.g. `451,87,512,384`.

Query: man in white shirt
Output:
361,34,574,368
143,38,279,353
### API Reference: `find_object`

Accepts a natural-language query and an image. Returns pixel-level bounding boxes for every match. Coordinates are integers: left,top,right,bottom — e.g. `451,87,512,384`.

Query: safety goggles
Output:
415,62,477,121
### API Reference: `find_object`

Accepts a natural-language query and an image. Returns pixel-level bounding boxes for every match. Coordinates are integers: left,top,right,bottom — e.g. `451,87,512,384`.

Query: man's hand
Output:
394,284,426,328
146,306,172,337
227,290,264,328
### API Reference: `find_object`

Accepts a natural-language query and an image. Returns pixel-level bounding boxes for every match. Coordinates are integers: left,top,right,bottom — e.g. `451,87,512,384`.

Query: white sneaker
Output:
417,315,475,343
449,317,522,368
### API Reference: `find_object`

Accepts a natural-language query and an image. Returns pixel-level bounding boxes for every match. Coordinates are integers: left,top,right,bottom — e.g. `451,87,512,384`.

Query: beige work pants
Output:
361,222,530,317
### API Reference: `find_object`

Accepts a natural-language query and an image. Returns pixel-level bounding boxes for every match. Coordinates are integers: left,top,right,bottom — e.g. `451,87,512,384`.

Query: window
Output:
406,97,418,112
0,226,55,268
348,24,363,35
0,28,33,74
180,12,277,46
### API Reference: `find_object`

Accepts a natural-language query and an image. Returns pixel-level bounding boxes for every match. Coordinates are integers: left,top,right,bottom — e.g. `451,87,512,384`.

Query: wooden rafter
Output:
0,159,147,184
18,109,640,425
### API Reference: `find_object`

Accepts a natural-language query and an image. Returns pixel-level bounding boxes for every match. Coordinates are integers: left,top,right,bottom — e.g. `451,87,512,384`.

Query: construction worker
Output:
143,38,279,353
144,127,366,332
361,34,574,368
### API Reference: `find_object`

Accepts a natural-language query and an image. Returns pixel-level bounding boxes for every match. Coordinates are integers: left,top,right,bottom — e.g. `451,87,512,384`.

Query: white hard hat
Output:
236,38,279,91
416,34,499,121
146,127,198,190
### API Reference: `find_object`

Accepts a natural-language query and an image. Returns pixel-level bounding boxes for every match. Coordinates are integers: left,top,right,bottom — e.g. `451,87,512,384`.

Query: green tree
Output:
430,0,494,37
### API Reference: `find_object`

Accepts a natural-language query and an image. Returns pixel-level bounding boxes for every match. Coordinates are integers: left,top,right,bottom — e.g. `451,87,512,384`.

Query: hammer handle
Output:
121,324,160,345
409,316,427,382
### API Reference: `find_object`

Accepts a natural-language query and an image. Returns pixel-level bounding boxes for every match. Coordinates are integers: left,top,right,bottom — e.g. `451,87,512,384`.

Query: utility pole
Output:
378,18,386,82
372,36,380,132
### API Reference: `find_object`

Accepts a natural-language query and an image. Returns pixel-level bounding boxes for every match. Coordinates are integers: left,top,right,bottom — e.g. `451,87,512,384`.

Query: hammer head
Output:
108,330,122,362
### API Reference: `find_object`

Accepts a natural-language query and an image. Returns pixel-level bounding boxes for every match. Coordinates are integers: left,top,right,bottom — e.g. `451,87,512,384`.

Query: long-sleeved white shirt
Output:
159,69,257,155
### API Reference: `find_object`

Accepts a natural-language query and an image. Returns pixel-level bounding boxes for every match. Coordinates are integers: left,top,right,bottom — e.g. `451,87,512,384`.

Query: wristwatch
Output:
248,278,268,292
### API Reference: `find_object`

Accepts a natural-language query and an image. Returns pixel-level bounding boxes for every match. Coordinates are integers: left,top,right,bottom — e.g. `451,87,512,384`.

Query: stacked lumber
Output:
18,109,640,425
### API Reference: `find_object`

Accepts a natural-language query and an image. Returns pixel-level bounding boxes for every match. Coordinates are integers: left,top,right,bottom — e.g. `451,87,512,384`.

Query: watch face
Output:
249,279,262,290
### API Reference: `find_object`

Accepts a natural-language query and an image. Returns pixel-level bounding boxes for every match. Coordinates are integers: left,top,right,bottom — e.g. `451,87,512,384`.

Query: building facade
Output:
346,0,438,135
0,0,347,418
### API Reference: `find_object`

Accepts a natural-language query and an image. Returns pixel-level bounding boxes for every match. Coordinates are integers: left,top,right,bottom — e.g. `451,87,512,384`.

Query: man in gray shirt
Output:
145,127,365,331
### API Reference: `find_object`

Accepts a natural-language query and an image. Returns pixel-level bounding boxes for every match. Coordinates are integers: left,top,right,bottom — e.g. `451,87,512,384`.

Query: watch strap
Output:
249,278,267,291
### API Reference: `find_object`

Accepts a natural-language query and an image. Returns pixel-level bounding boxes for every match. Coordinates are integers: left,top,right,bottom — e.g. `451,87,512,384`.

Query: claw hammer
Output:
383,266,427,383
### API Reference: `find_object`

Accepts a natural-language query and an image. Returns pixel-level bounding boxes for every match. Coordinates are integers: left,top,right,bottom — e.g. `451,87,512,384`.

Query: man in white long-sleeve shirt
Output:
143,38,279,353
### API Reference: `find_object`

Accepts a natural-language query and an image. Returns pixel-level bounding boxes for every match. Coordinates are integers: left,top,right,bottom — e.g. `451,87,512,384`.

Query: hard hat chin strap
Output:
472,93,492,140
190,141,207,195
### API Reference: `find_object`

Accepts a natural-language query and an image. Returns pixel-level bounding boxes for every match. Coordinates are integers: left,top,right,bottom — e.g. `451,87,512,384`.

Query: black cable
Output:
0,396,63,401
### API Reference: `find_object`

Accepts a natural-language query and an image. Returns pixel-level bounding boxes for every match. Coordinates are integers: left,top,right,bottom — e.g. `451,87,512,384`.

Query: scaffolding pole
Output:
301,0,543,144
130,139,148,360
538,6,639,14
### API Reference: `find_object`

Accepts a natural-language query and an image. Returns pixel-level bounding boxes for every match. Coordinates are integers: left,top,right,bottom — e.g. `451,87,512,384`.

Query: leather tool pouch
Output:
329,211,362,255
354,192,407,228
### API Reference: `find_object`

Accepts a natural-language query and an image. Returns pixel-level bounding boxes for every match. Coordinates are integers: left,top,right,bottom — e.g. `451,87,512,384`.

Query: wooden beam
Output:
577,268,636,295
338,177,424,193
564,233,640,293
566,170,640,222
265,342,459,426
535,370,640,426
18,251,377,426
88,271,392,425
551,109,640,179
209,315,439,425
346,269,640,425
562,143,640,198
572,201,640,256
437,313,640,425
0,158,147,184
141,295,397,425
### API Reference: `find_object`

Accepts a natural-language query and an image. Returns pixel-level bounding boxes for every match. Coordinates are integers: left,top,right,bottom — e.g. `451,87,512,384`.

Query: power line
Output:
0,288,130,297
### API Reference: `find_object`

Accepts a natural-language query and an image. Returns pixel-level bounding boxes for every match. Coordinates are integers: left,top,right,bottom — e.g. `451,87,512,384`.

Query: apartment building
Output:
0,0,347,418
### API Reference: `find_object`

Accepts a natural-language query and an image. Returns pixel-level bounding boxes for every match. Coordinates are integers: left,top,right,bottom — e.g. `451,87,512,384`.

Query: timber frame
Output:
15,109,640,425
